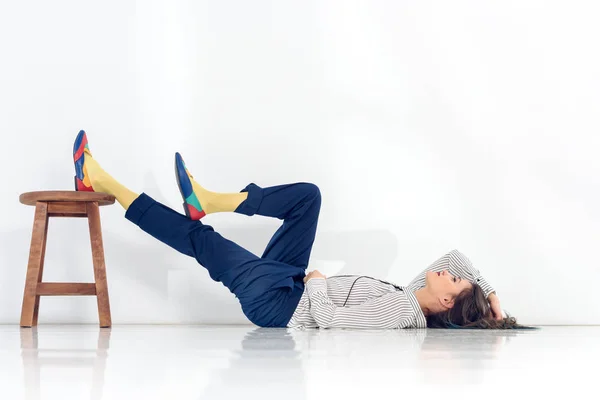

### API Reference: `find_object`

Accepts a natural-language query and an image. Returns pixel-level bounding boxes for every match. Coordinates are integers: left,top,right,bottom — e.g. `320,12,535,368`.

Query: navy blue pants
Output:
124,182,321,327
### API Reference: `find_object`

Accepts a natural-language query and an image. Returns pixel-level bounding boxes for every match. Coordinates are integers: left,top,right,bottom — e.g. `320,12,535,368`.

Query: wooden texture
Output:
20,202,49,327
20,194,113,328
19,191,115,206
36,283,97,296
87,202,112,328
47,202,87,217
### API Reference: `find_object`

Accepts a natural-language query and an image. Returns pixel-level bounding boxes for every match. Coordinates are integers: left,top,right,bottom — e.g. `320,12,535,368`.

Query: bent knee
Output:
301,183,321,200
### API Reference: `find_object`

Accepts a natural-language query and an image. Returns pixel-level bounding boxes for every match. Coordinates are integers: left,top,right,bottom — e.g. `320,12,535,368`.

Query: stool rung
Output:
36,283,97,296
47,202,87,217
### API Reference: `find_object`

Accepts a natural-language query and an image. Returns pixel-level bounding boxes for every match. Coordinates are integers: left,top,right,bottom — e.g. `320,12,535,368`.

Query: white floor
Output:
0,325,597,400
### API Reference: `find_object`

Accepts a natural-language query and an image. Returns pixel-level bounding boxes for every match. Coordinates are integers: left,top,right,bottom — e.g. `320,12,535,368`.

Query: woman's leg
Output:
81,148,266,292
125,193,272,291
180,155,321,270
83,147,311,326
123,182,320,285
191,179,322,270
82,150,138,210
233,182,321,270
177,181,321,326
125,193,304,327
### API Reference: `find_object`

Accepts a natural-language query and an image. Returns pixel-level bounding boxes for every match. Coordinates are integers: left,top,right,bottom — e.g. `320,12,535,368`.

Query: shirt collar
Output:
403,287,427,328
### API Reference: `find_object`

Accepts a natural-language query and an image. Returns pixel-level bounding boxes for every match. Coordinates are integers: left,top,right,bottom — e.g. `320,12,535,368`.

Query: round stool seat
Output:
19,191,116,206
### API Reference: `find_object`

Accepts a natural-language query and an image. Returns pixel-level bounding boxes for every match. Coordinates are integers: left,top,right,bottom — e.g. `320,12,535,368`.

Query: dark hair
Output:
426,283,536,329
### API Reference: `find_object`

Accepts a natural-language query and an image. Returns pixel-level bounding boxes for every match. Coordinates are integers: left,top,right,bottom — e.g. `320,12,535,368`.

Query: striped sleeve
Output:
407,249,496,298
305,278,416,329
448,249,495,297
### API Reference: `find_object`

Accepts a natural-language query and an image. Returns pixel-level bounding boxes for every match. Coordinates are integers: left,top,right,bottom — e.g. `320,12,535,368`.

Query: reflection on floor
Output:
0,325,597,399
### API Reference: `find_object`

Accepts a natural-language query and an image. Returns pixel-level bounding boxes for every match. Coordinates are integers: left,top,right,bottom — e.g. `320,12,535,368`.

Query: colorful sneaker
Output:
174,152,206,220
73,130,94,192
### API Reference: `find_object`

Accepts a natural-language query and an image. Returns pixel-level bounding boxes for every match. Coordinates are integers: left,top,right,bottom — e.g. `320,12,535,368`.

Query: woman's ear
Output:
442,296,455,309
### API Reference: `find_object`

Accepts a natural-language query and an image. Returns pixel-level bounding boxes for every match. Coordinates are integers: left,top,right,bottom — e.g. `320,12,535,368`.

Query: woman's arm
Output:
406,249,496,299
305,278,419,329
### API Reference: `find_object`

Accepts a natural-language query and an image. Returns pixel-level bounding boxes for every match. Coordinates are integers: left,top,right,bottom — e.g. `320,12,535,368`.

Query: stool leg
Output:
87,202,112,328
21,202,49,327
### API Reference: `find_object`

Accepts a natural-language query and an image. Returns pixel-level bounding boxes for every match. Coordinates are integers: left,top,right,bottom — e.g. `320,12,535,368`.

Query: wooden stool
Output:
19,191,116,328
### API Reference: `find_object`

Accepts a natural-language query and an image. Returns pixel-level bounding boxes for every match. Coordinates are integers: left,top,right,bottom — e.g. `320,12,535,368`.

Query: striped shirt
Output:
286,249,496,329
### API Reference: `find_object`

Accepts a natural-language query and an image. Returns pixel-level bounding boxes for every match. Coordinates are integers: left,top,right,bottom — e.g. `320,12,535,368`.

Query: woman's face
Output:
425,270,473,312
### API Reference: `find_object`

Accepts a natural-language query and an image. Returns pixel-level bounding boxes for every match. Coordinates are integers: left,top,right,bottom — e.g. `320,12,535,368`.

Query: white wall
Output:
1,0,598,325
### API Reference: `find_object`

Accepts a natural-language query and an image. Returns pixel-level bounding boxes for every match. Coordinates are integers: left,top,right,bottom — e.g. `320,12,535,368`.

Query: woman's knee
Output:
299,182,321,201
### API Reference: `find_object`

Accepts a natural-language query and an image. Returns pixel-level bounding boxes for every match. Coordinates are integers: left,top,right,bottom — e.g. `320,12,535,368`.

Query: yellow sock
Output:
83,150,139,210
189,177,248,215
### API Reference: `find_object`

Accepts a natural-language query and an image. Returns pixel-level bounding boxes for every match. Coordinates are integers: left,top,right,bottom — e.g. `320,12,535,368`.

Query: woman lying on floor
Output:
73,130,526,330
